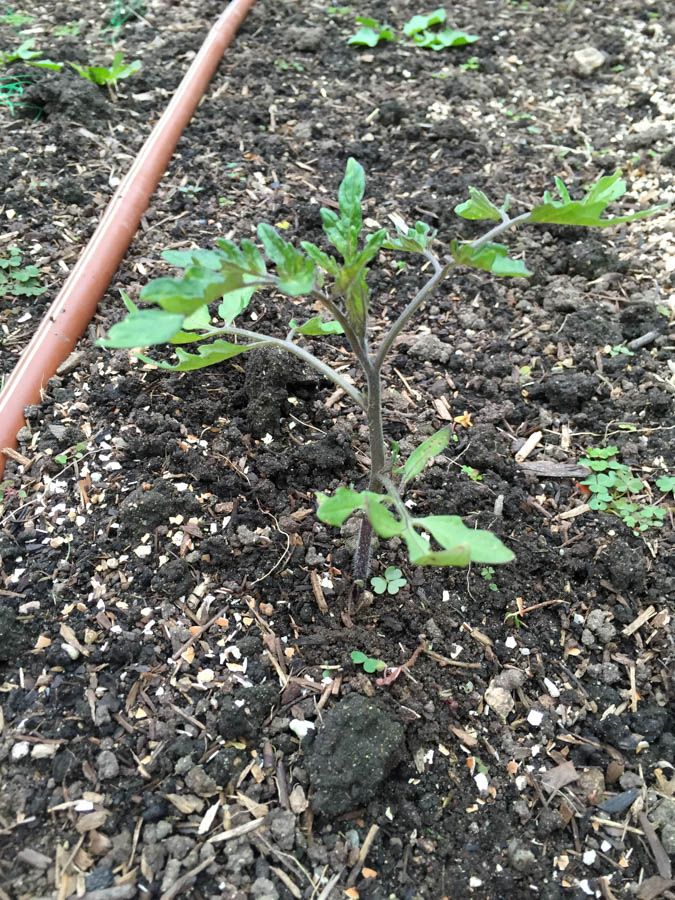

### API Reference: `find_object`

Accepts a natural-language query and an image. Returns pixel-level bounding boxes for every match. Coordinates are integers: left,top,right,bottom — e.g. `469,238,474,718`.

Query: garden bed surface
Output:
0,0,674,898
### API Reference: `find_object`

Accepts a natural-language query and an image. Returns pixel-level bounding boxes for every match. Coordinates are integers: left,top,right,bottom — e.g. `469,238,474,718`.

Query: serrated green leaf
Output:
289,316,344,336
98,308,185,348
217,286,255,323
257,224,315,296
401,427,451,487
337,157,365,261
404,8,446,36
316,486,369,526
300,242,341,276
450,240,532,277
383,220,435,253
527,171,665,227
454,187,502,222
136,339,264,372
140,268,248,314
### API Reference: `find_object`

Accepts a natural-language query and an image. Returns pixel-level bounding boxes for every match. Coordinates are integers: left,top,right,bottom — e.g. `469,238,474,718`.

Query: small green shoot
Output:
460,56,480,71
348,17,396,47
370,566,407,595
0,10,34,27
461,465,482,482
606,343,634,358
0,246,46,297
350,650,387,673
480,566,499,592
274,59,304,72
404,9,479,51
579,446,668,533
53,441,88,466
53,21,82,36
70,52,141,86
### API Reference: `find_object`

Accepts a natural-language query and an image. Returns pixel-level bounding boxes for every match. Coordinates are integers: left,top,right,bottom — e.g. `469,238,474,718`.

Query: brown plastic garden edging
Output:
0,0,257,481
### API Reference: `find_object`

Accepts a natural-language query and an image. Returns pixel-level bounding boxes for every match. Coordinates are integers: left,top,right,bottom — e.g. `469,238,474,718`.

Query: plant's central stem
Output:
352,364,387,582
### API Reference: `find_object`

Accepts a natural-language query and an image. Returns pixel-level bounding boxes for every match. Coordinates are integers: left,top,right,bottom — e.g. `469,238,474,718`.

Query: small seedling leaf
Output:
404,8,446,36
135,339,265,372
383,220,435,253
401,426,451,487
350,650,368,664
316,486,369,526
257,224,315,296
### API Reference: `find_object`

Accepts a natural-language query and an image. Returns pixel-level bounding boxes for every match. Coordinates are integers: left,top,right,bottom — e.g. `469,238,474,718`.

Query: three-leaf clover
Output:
370,566,407,595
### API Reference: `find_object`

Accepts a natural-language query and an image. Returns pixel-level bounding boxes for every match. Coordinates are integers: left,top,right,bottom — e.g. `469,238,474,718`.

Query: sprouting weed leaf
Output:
383,220,436,253
289,316,344,335
404,9,446,36
362,657,380,673
97,308,185,348
257,224,315,296
348,18,395,46
450,240,532,277
412,28,480,50
120,289,138,313
350,650,368,664
400,426,452,488
527,171,665,228
454,187,502,222
370,576,388,594
55,454,68,465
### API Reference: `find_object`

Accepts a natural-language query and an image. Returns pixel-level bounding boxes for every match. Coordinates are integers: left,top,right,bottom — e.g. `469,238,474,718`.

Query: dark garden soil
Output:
1,0,674,898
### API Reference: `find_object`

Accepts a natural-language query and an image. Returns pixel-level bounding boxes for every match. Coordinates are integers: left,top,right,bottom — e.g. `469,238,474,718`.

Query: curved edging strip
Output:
0,0,257,480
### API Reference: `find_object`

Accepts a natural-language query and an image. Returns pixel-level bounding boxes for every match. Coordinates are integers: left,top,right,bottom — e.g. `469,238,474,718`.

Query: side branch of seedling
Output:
100,161,663,590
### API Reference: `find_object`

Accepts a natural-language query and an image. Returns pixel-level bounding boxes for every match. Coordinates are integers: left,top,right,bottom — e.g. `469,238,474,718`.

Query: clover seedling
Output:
0,246,46,297
348,17,395,47
480,567,499,592
350,650,387,673
461,465,482,482
371,566,407,595
101,160,662,589
579,446,667,533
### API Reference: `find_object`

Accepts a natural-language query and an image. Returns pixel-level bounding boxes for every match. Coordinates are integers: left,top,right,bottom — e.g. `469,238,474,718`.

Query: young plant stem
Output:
203,324,366,410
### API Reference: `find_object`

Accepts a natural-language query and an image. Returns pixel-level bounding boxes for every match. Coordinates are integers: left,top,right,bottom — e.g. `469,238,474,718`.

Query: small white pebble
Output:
505,635,517,649
527,709,544,727
11,741,30,761
544,677,560,698
583,849,597,865
474,772,489,795
289,719,315,740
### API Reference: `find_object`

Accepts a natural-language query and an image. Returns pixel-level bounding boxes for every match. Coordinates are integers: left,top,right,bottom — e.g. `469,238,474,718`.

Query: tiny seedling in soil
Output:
461,465,482,482
460,56,480,70
70,52,141,86
0,246,46,297
605,343,634,357
350,650,387,673
0,10,34,28
101,159,662,588
403,9,479,51
578,445,668,534
348,17,396,47
480,566,499,592
370,566,407,595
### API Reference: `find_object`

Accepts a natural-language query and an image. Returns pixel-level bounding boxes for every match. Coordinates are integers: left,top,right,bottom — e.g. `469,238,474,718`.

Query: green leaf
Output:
120,289,138,313
348,19,395,46
411,515,514,566
162,248,224,269
300,241,341,276
404,9,446,35
289,316,344,336
136,339,264,372
412,28,479,50
316,486,369,526
333,228,387,335
656,475,675,494
450,240,532,277
527,171,665,227
181,305,211,331
98,309,185,348
362,657,379,672
366,496,404,538
400,427,451,487
454,187,502,222
217,286,255,323
350,650,368,664
383,220,435,253
141,268,249,314
257,224,315,296
339,157,365,261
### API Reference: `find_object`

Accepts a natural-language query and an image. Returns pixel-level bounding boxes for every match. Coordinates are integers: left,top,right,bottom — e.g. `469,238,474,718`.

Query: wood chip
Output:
622,605,656,636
